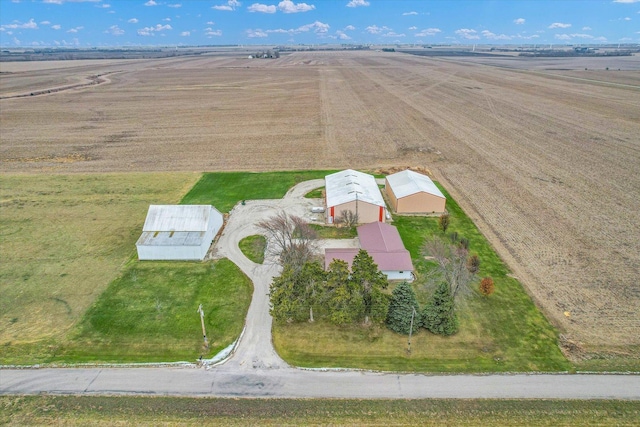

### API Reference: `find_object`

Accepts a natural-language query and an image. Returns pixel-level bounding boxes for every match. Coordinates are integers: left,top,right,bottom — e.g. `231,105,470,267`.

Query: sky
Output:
1,0,639,48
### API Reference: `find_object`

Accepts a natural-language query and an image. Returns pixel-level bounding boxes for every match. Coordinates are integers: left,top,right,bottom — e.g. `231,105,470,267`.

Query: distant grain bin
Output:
136,205,223,261
325,169,387,224
385,169,446,214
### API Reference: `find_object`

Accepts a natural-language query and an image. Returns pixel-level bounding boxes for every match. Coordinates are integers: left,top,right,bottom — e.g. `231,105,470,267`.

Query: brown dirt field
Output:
1,51,639,358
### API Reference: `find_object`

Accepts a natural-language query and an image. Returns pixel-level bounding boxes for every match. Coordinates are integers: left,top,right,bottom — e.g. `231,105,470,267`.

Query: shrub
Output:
479,277,495,297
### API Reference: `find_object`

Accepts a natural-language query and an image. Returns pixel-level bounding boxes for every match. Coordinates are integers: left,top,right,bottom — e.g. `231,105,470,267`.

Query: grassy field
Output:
273,183,571,373
310,223,358,239
180,171,332,212
2,395,639,426
238,235,266,264
0,173,199,352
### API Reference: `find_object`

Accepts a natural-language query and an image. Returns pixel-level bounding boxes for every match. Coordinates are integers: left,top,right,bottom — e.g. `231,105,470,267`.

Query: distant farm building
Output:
385,169,446,214
324,222,414,282
136,205,223,261
325,169,387,224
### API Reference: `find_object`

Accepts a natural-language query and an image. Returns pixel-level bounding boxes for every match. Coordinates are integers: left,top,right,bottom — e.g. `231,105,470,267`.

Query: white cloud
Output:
0,19,38,30
97,3,110,7
66,26,84,33
415,27,441,37
44,0,101,3
513,18,525,25
248,3,276,13
128,18,139,23
382,31,405,37
548,22,571,29
624,16,632,20
40,20,51,25
365,25,390,34
402,11,418,16
247,29,268,37
105,24,124,35
205,29,222,36
408,26,417,30
207,21,215,25
594,36,607,41
570,33,594,38
344,25,355,31
455,28,479,39
213,0,240,10
297,21,329,33
180,31,190,36
582,26,592,30
613,0,639,3
168,3,182,7
137,23,172,36
278,1,315,13
554,34,571,40
52,24,61,30
347,0,369,7
482,30,511,40
163,17,171,21
144,0,157,5
334,30,350,40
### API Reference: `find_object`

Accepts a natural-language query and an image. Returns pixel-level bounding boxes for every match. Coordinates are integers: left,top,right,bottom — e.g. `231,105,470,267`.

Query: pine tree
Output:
422,282,458,336
269,265,305,323
386,282,420,335
350,249,389,324
326,259,364,325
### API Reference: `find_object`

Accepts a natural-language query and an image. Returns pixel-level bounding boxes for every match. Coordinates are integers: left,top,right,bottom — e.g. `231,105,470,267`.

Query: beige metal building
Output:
385,170,446,214
325,169,387,224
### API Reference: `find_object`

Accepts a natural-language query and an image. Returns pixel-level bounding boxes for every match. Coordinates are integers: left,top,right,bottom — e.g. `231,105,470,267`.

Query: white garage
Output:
325,169,387,224
136,205,223,261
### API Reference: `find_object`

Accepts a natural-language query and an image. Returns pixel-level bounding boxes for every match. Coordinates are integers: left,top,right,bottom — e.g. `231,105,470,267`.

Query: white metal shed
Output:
325,169,386,224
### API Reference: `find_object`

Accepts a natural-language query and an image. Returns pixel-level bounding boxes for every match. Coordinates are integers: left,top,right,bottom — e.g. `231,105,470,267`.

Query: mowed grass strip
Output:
180,171,333,212
2,396,639,426
0,173,199,360
55,259,252,363
239,235,266,264
274,183,570,372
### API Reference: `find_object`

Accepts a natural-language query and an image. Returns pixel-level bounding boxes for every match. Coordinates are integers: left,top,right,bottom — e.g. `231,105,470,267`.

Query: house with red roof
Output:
324,222,414,282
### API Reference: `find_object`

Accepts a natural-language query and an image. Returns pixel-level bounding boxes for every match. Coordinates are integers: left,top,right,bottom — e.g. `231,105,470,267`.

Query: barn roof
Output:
386,170,445,200
137,231,207,247
357,221,407,253
142,205,219,232
325,169,385,208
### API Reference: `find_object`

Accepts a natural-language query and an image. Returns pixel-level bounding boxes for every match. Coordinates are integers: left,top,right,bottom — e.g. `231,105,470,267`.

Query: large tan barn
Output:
325,169,387,224
385,170,446,214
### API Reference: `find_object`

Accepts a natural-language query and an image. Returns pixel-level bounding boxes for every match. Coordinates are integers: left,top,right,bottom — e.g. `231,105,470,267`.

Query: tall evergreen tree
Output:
386,282,420,335
269,265,304,323
350,249,389,324
299,261,327,322
422,282,458,336
326,259,364,325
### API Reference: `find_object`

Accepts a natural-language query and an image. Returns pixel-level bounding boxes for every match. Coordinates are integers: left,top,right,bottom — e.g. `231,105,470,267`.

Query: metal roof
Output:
386,170,445,200
357,222,406,253
325,169,385,208
136,231,207,247
142,205,220,232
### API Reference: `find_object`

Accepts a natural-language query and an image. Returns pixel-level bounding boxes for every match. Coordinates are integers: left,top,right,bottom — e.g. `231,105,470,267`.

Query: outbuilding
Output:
324,221,414,282
136,205,223,261
385,169,446,214
325,169,387,224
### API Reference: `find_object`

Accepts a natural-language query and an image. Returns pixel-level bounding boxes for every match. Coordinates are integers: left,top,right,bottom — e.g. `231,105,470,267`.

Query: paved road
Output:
1,180,639,399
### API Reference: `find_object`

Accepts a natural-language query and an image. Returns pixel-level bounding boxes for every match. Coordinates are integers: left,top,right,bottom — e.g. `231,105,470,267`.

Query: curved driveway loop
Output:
1,180,639,399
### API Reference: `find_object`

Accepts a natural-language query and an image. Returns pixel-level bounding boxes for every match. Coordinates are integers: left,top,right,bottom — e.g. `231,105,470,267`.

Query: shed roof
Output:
136,231,207,247
357,221,406,253
142,205,219,232
324,248,413,272
386,170,445,200
325,169,385,208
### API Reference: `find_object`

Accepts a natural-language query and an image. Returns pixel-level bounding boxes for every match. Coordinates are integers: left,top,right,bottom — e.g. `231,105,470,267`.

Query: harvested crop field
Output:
1,51,639,359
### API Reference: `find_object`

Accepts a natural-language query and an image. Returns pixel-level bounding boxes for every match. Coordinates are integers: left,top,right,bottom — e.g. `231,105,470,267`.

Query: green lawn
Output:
239,235,266,264
304,187,324,198
274,183,571,373
3,396,639,426
180,171,334,212
310,223,358,239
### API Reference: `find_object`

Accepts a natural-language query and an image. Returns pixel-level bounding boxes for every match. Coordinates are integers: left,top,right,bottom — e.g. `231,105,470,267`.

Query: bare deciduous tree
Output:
257,211,318,269
422,235,472,299
335,210,359,228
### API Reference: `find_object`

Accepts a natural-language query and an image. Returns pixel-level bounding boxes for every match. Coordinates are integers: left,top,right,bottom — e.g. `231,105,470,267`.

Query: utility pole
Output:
197,304,208,348
407,307,416,354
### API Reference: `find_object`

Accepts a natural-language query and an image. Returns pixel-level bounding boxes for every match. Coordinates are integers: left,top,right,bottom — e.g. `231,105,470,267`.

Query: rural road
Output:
1,180,639,399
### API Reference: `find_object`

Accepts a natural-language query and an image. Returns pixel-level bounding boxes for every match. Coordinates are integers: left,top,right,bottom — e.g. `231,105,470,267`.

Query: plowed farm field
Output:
1,51,639,359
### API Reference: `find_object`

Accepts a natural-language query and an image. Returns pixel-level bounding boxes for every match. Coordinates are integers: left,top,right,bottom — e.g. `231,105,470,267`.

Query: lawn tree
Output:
299,261,327,322
257,211,317,270
350,249,389,325
269,264,305,323
422,235,472,300
467,254,481,275
438,212,450,233
335,210,359,229
479,276,495,297
422,282,458,336
326,259,364,325
386,281,420,335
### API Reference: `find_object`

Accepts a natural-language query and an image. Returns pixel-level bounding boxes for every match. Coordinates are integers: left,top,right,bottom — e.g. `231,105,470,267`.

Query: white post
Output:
198,304,208,348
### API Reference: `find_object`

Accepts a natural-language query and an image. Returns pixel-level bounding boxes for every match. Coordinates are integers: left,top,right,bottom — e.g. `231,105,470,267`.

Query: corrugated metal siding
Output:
386,170,445,200
325,169,385,208
142,205,216,232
